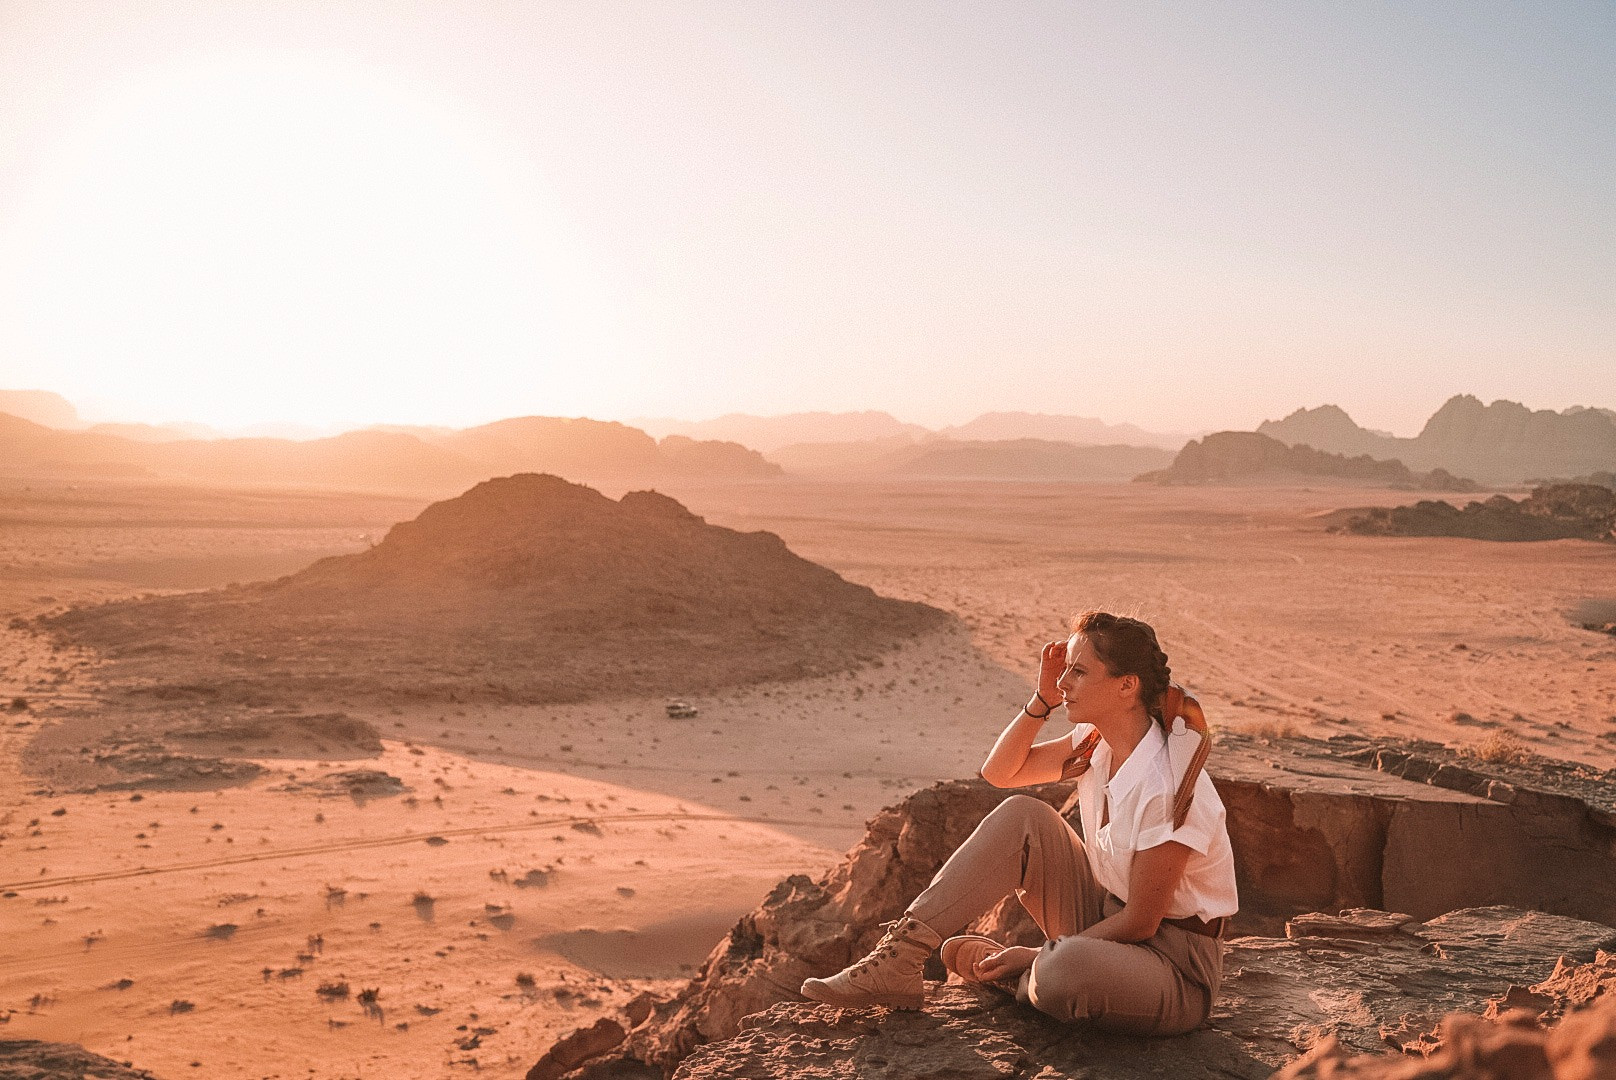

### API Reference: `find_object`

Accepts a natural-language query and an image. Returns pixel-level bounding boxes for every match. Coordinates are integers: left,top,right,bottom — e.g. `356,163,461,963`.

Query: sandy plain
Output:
1,474,1613,1079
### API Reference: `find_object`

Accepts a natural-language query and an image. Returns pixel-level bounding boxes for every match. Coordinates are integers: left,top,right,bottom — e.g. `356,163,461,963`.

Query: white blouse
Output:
1070,721,1239,922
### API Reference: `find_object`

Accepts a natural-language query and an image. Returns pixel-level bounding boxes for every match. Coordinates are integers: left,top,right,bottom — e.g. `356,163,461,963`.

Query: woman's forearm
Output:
979,709,1046,787
1076,907,1159,944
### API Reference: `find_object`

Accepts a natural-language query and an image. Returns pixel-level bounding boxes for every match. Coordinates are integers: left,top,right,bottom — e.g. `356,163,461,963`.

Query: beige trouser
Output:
907,793,1223,1035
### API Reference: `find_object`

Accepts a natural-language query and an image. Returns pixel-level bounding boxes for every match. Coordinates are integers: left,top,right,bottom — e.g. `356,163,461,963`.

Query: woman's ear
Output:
1118,673,1139,699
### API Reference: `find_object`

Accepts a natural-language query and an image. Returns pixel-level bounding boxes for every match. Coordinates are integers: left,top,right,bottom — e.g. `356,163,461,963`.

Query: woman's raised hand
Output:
1036,639,1068,709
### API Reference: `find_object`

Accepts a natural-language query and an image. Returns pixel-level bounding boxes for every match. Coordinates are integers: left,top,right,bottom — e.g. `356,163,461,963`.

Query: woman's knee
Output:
1027,938,1197,1035
986,793,1060,827
1025,938,1098,1022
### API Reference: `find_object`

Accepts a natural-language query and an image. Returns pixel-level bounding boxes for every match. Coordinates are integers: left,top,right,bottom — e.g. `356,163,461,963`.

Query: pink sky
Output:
0,2,1610,436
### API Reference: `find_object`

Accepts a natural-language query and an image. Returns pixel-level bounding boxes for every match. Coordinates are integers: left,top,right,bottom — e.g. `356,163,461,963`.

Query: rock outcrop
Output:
1134,432,1477,490
1343,484,1616,542
43,474,948,707
0,1039,164,1078
530,734,1616,1078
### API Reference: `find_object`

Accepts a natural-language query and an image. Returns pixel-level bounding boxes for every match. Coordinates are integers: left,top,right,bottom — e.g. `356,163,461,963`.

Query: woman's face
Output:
1054,634,1132,723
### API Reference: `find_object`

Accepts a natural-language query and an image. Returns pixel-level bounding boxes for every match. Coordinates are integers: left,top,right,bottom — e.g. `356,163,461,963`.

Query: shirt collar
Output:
1102,720,1167,800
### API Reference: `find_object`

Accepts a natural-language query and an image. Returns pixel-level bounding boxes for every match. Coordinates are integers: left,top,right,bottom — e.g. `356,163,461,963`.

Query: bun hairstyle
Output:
1070,610,1172,722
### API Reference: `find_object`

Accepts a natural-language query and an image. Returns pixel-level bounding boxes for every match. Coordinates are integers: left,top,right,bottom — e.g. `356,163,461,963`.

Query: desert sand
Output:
2,473,1612,1078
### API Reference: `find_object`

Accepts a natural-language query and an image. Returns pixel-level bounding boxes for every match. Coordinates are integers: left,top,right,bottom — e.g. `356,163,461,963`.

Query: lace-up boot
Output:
799,914,943,1010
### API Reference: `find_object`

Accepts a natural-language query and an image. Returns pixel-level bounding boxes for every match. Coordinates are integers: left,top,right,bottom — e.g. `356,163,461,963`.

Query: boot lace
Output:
847,918,909,974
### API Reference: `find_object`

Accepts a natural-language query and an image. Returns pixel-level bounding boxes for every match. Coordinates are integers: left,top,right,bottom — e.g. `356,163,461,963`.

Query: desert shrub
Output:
316,981,350,1000
1467,731,1530,765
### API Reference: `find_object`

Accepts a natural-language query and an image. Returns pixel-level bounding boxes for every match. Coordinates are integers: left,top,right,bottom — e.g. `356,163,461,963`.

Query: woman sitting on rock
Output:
801,610,1237,1036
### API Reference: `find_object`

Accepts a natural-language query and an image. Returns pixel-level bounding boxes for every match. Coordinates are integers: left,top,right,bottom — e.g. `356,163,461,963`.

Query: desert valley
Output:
0,391,1613,1079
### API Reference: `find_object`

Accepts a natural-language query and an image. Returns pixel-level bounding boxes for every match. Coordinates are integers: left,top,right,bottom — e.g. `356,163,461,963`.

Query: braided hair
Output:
1070,611,1172,722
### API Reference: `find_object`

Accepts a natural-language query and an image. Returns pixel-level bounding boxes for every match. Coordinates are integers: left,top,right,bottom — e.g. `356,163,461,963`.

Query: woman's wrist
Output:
1023,691,1058,719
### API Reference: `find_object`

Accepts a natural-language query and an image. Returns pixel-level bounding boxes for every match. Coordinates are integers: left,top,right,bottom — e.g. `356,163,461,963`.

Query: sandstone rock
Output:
533,736,1616,1078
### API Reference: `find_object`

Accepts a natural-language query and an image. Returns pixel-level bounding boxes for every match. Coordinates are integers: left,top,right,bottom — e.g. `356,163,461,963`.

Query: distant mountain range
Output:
632,410,1189,453
0,410,778,491
632,411,931,453
6,390,1611,489
772,437,1173,481
935,412,1188,450
1258,396,1616,484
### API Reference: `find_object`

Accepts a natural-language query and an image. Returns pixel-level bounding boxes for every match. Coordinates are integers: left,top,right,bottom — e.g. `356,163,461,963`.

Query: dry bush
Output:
1244,720,1298,740
1466,730,1531,765
316,981,350,1000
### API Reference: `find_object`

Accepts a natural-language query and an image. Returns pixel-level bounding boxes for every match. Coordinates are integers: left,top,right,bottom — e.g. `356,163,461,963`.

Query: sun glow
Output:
3,51,616,428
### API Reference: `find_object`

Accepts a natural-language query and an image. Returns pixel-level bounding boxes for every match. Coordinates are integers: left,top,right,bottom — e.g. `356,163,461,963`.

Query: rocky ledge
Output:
672,915,1616,1079
532,733,1616,1079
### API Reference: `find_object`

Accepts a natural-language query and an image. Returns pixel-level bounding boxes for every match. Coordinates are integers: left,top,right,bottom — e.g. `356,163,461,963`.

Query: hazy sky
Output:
0,1,1611,435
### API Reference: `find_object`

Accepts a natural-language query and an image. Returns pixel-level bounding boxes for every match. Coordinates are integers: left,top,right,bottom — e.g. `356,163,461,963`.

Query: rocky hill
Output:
1344,483,1616,542
528,732,1616,1078
44,474,947,706
1134,431,1477,490
1259,397,1616,484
